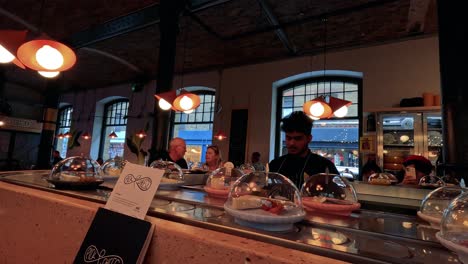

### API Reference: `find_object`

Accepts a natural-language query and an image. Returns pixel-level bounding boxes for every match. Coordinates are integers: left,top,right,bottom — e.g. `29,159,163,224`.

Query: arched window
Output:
171,91,215,166
276,76,362,176
100,99,129,160
55,106,73,158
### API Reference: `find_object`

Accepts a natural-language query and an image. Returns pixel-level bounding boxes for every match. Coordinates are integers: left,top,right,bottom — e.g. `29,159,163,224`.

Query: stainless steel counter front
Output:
0,171,459,264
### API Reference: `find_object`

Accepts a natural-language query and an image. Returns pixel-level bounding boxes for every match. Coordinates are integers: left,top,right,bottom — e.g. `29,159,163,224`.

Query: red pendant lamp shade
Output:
17,39,76,71
154,90,177,110
136,129,147,138
328,97,352,117
0,30,27,69
172,90,201,112
81,132,91,140
108,131,118,138
214,131,227,140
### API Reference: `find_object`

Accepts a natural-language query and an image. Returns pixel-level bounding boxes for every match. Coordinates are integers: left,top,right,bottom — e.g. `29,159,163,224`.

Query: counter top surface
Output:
0,170,459,264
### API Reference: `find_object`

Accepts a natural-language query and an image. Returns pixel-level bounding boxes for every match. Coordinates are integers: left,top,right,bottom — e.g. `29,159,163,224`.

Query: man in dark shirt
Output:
157,137,188,169
269,111,338,188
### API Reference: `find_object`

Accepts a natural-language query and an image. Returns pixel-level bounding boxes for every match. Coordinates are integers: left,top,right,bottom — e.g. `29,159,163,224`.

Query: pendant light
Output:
56,133,64,139
63,131,72,138
108,131,118,139
172,89,201,112
155,90,177,110
302,16,351,120
214,131,227,141
81,132,91,140
14,1,77,75
0,30,27,69
136,129,147,139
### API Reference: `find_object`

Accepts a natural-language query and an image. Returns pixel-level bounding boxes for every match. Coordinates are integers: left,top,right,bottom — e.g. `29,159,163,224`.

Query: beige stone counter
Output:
0,182,347,264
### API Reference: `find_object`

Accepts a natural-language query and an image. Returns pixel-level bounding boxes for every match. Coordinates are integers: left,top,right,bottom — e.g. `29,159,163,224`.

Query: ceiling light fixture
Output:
38,70,60,78
214,131,227,141
136,129,147,139
81,132,91,140
154,90,177,111
17,39,76,72
302,17,351,120
108,131,118,139
0,30,27,68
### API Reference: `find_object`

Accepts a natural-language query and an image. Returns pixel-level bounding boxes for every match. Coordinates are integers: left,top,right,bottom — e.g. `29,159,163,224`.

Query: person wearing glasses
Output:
269,111,339,188
204,145,223,171
156,137,188,169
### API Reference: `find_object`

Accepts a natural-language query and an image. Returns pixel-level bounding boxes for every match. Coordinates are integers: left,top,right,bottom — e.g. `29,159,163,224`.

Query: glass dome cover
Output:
204,165,244,198
224,171,305,232
437,191,468,263
238,163,255,174
418,186,464,228
101,156,127,178
419,175,445,189
49,156,103,188
149,160,184,190
301,173,360,216
368,172,398,185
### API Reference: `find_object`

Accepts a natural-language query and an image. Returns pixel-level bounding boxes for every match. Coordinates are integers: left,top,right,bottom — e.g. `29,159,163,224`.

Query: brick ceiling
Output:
0,0,438,93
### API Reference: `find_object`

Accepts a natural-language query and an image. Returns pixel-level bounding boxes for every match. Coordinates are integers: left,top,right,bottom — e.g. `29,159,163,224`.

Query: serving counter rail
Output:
0,171,459,264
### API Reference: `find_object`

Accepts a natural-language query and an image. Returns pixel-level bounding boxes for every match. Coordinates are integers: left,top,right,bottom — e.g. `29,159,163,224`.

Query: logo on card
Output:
84,245,124,263
124,174,152,191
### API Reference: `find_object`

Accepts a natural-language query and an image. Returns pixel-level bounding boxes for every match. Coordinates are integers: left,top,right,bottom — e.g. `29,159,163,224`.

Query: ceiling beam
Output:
65,0,234,49
256,0,297,55
406,0,431,34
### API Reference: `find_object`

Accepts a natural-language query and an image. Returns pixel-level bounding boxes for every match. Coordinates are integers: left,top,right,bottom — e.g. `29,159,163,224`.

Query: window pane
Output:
294,85,305,95
331,82,343,93
293,96,305,107
345,83,358,91
283,96,293,108
344,91,358,104
348,104,358,117
283,89,293,96
195,113,203,122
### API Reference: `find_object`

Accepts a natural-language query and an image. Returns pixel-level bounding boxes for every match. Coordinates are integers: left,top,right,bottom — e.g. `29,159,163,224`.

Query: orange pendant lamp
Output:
81,132,91,140
303,96,332,119
0,30,27,69
172,90,201,112
154,90,177,110
17,39,76,72
136,129,147,138
214,131,227,140
108,131,118,139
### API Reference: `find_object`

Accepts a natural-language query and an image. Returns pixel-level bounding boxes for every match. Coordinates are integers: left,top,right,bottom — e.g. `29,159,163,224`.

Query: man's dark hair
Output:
252,152,260,158
280,111,313,135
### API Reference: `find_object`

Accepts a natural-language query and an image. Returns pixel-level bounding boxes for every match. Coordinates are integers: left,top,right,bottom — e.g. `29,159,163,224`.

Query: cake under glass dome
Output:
149,160,184,190
437,191,468,263
417,186,464,228
301,172,360,216
49,156,103,189
204,166,244,198
101,156,127,179
224,171,305,232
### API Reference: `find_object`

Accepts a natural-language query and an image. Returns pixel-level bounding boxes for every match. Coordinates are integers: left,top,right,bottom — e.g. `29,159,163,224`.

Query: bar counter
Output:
0,171,459,264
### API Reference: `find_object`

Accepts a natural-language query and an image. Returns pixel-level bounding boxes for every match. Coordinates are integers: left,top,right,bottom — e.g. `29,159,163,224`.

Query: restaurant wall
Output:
59,36,440,166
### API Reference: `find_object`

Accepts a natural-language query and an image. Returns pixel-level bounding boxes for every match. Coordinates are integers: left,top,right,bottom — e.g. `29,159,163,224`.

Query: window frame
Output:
99,99,129,159
275,76,363,158
54,105,73,157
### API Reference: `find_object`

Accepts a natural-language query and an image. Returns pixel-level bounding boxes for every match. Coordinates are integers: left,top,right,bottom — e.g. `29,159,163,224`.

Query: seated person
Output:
251,151,265,171
269,111,339,188
204,145,222,171
155,137,188,169
401,155,433,185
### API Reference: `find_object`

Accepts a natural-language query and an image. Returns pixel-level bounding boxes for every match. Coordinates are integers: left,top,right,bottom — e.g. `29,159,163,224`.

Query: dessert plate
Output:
417,211,441,228
302,197,361,216
436,232,468,264
224,203,305,232
204,186,229,199
46,179,104,189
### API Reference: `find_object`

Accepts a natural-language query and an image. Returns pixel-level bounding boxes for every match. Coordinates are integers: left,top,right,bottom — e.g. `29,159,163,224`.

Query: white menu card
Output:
105,162,164,219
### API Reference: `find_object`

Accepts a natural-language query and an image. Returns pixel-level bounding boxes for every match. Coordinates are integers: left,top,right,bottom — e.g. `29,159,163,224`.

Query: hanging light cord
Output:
323,16,328,76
